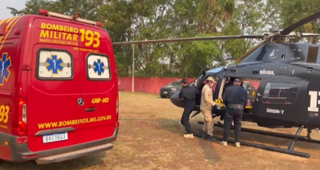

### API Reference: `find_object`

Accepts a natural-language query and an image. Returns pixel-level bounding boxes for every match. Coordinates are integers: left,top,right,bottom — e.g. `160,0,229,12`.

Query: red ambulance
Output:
0,9,119,164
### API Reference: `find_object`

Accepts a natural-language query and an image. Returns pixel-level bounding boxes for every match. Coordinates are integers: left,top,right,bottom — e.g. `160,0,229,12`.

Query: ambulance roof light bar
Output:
39,9,103,27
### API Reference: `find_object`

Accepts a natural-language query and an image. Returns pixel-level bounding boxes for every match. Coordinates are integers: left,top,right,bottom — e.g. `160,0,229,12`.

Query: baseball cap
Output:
234,78,241,83
180,78,188,84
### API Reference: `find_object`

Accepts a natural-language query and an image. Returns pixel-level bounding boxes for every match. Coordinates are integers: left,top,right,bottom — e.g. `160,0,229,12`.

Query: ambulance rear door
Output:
27,18,82,152
77,25,117,143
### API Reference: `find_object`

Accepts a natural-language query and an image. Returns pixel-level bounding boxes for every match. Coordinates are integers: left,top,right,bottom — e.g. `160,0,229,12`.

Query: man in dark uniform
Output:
179,78,198,138
221,78,248,147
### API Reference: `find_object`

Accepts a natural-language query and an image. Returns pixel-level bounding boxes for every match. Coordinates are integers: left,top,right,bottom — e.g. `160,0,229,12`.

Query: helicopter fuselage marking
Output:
308,91,320,112
260,69,275,75
266,108,284,114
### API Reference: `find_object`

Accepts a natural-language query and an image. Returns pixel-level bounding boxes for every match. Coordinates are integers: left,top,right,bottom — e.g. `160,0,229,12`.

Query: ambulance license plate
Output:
43,132,68,143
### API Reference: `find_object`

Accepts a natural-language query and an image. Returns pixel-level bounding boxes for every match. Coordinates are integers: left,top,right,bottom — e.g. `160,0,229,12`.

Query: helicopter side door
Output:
252,79,307,125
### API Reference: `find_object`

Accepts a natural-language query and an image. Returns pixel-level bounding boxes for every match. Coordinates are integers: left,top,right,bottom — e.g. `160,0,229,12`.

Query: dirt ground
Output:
1,91,320,170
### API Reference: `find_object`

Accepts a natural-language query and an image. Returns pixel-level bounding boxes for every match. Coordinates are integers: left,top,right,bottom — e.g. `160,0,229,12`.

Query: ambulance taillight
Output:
115,95,119,128
116,96,119,114
14,97,27,136
20,98,27,124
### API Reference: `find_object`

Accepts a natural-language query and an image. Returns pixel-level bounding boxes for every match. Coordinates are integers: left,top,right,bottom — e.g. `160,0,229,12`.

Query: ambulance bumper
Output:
0,127,118,164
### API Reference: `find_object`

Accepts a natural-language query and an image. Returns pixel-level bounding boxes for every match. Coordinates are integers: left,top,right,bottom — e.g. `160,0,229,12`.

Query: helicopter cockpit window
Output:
262,82,298,104
263,44,288,61
242,43,309,63
288,44,308,62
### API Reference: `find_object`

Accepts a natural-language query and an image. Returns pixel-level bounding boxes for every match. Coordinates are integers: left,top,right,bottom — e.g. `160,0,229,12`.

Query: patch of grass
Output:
1,92,320,170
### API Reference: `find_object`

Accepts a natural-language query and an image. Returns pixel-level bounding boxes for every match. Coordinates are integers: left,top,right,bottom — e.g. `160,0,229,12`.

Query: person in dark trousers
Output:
179,78,198,139
221,78,248,147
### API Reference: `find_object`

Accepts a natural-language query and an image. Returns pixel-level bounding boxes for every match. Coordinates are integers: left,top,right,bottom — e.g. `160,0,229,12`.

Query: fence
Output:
118,77,195,95
118,77,261,95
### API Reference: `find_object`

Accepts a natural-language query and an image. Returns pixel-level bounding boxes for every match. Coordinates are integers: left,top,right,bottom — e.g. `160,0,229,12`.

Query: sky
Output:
0,0,27,20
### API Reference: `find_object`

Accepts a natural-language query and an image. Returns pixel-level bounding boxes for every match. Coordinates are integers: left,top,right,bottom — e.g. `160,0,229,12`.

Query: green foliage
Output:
7,0,320,77
279,0,320,35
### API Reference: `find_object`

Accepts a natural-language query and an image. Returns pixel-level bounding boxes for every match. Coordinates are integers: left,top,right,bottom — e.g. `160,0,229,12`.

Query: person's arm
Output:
193,80,200,95
222,88,227,106
194,86,200,95
179,89,184,98
204,87,215,106
194,79,198,87
243,89,248,108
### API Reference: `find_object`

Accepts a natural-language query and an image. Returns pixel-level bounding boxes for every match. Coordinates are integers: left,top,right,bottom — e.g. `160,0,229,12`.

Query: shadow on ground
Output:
155,116,320,158
154,118,222,163
0,152,106,170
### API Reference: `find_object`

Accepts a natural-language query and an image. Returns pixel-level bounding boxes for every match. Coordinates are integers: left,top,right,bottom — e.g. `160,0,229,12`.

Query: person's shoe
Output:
205,134,213,140
203,134,218,142
183,134,194,139
221,141,227,146
235,142,240,147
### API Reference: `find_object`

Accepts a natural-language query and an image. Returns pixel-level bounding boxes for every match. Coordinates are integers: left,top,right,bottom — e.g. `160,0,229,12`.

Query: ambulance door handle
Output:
85,108,97,112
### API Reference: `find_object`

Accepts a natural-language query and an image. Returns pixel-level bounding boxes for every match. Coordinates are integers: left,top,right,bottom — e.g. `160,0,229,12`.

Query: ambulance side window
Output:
36,49,73,80
86,54,111,80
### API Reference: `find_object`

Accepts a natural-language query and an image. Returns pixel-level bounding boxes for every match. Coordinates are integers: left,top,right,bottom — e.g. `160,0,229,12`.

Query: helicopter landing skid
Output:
212,122,320,144
196,121,313,158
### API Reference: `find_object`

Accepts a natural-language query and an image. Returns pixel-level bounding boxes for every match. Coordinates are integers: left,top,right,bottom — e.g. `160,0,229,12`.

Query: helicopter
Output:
112,11,320,158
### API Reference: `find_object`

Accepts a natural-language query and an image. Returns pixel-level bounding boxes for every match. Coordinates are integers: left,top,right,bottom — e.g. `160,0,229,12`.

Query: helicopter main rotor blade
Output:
301,33,320,37
280,11,320,35
112,35,263,45
237,38,271,62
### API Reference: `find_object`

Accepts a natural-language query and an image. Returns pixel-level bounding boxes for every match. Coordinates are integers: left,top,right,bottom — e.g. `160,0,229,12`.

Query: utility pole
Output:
132,32,135,93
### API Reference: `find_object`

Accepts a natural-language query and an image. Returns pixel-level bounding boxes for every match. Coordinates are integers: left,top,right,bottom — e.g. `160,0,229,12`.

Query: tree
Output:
278,0,320,43
8,0,292,78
